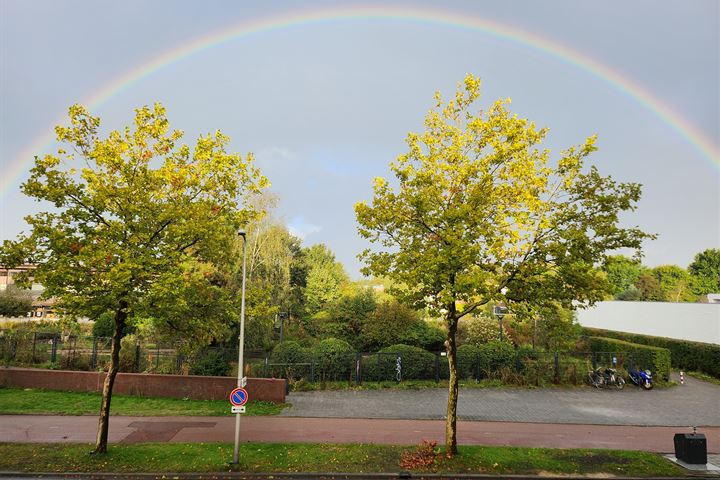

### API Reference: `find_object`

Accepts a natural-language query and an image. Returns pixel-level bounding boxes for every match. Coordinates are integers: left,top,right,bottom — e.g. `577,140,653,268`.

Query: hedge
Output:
583,327,720,379
587,336,671,381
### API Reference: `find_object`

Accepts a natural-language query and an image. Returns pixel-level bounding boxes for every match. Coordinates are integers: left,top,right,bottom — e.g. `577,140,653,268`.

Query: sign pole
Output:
233,231,248,465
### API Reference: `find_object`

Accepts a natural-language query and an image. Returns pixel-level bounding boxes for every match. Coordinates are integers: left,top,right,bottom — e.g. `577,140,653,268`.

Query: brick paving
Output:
281,374,720,427
2,415,719,454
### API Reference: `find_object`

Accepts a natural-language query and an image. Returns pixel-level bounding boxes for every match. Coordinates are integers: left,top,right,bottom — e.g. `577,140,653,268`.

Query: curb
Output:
0,472,702,480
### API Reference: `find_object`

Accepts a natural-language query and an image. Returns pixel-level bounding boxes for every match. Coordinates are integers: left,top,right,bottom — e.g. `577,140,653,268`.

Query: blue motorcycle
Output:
628,368,653,390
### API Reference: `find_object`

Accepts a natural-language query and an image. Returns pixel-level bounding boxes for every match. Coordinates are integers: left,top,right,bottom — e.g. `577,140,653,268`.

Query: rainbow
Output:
3,5,718,197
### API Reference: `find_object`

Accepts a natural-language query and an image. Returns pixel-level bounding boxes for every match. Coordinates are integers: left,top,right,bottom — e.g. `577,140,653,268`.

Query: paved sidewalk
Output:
2,414,719,453
282,375,720,426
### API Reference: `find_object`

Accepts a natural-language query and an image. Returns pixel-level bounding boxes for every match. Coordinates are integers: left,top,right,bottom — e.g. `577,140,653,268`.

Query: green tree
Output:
355,75,650,454
0,104,265,453
688,248,720,296
359,299,417,351
0,287,33,317
634,273,664,301
303,244,348,315
233,193,302,350
651,265,696,302
600,255,646,298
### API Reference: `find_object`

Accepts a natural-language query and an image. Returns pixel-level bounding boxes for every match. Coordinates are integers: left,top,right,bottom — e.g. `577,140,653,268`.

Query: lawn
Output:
0,442,685,476
0,387,287,416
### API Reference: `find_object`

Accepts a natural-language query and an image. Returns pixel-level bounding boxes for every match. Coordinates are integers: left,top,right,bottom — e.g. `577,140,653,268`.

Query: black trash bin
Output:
674,433,707,464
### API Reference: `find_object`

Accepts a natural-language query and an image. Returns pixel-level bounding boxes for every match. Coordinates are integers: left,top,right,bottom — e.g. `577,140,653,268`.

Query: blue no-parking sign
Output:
229,387,248,407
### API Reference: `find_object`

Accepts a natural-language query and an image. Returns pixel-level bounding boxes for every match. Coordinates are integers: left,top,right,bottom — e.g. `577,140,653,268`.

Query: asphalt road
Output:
282,374,720,426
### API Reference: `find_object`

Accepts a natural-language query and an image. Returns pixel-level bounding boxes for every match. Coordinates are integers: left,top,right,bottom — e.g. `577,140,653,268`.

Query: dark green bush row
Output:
584,328,719,379
361,344,436,381
587,336,671,381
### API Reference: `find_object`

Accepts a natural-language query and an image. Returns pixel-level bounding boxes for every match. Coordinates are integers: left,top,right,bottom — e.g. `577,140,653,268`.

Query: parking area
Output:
282,374,720,427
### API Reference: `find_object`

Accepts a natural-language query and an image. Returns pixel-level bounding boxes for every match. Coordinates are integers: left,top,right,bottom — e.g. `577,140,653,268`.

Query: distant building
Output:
0,264,44,292
1,264,56,318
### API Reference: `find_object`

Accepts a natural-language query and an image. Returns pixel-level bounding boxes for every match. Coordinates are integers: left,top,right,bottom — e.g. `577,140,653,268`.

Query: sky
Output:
0,0,718,278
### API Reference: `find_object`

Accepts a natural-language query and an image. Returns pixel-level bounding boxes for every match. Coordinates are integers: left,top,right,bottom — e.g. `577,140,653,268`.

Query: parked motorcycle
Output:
628,368,653,390
588,367,625,389
588,368,606,388
602,368,625,389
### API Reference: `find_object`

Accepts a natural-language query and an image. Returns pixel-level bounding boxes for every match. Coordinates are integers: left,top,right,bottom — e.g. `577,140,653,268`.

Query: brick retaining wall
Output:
0,367,285,403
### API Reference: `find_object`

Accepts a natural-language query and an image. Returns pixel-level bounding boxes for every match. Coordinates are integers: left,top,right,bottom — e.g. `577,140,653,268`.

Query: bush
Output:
92,312,136,339
584,327,720,379
270,341,312,379
118,335,143,372
397,322,446,351
456,344,481,379
189,348,231,376
314,338,355,381
0,288,33,317
587,336,671,381
478,340,515,378
361,344,436,381
465,315,503,345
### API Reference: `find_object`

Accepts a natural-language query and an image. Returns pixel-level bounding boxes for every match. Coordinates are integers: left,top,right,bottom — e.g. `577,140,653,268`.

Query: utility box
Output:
674,433,707,464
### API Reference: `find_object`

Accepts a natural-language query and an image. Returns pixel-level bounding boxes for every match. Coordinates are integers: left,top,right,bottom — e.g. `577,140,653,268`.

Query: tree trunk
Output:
445,303,459,456
92,301,127,454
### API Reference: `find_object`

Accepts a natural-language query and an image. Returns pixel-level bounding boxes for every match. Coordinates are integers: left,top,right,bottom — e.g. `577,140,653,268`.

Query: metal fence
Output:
0,329,654,385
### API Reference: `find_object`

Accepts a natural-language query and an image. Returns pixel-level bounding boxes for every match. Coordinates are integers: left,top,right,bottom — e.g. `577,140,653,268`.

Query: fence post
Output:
310,360,315,383
264,357,269,377
396,354,402,383
155,343,160,371
134,344,140,372
91,338,98,369
176,353,183,375
554,352,560,384
31,332,37,363
50,336,58,363
435,353,440,383
591,352,597,370
355,353,362,385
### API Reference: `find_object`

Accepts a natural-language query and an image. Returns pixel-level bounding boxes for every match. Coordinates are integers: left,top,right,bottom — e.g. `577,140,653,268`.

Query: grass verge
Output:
0,442,684,476
0,387,287,416
686,371,720,386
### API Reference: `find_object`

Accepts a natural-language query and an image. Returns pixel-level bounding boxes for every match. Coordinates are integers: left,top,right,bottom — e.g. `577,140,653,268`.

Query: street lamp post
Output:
233,230,248,465
493,305,509,342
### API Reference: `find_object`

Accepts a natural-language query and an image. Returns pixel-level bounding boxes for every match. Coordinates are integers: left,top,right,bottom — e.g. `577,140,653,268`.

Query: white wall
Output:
577,301,720,345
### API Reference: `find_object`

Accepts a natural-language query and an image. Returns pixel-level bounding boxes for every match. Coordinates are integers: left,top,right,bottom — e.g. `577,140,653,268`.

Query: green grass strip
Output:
0,387,287,416
0,442,685,476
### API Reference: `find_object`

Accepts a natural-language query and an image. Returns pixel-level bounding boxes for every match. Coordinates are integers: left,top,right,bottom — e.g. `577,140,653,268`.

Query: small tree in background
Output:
0,287,33,317
355,74,652,454
689,248,720,296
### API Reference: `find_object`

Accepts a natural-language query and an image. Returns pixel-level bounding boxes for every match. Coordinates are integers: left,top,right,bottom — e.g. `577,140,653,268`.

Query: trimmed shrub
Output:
385,344,435,380
361,344,435,381
588,336,671,381
456,344,481,379
478,340,515,378
270,341,312,379
584,327,720,379
314,338,355,381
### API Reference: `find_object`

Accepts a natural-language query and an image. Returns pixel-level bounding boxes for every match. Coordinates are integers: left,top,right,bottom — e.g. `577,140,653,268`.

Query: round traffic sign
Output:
229,387,248,406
